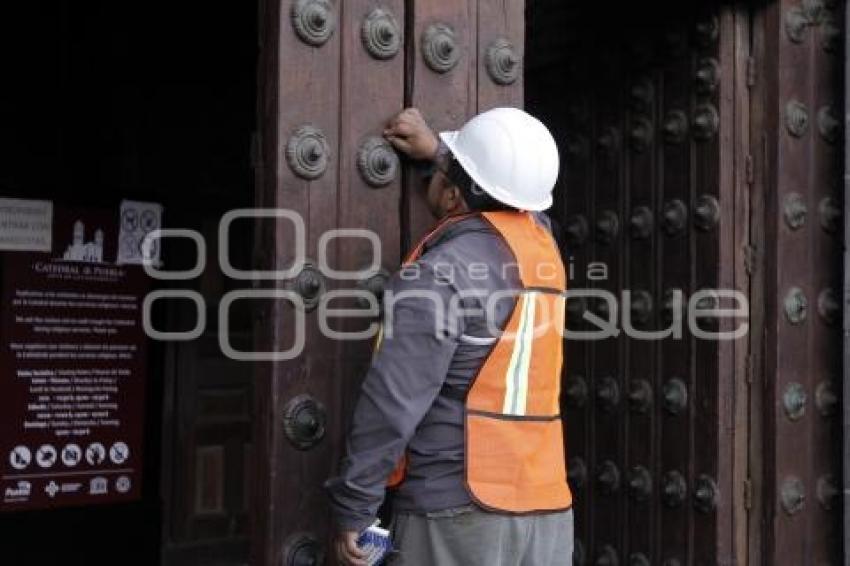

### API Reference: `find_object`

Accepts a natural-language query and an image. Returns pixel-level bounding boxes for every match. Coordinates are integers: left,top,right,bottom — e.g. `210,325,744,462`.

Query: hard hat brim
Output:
439,131,553,212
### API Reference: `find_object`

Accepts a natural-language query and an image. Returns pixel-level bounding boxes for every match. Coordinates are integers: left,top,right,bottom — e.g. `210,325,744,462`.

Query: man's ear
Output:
446,184,469,213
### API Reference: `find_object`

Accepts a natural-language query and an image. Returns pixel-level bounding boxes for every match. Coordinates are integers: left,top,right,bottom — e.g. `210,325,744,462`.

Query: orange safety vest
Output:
386,210,572,513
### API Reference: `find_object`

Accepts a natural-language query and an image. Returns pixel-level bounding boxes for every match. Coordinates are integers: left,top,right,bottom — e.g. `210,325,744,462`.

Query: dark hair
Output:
445,156,514,212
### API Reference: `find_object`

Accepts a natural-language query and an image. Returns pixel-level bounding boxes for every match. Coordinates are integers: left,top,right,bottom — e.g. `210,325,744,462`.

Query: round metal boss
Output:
694,194,721,232
661,199,688,237
817,288,839,325
817,474,838,510
662,470,687,508
282,394,327,450
692,103,719,140
574,539,586,566
780,476,805,515
628,466,652,502
356,270,390,310
595,545,619,566
819,196,841,234
565,375,589,408
291,0,336,47
782,192,807,230
628,379,653,414
628,117,654,153
422,23,460,73
596,126,621,158
568,457,588,490
486,38,521,85
357,137,399,188
783,287,808,325
629,206,654,240
596,376,621,412
695,15,720,47
662,289,685,323
818,104,841,143
785,100,810,137
785,6,809,43
815,380,838,417
629,290,653,326
695,58,721,93
362,8,401,60
565,214,590,246
282,532,326,566
596,460,621,495
662,110,689,145
802,0,826,24
286,125,330,180
782,382,807,421
629,78,654,113
662,378,688,416
821,13,841,53
693,474,719,513
294,261,325,311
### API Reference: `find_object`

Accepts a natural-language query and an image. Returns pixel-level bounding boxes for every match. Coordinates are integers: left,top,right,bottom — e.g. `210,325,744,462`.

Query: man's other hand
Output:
384,108,440,161
334,530,369,566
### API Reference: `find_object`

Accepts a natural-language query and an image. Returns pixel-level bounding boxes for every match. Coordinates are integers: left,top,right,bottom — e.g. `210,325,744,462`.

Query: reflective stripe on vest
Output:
387,211,572,513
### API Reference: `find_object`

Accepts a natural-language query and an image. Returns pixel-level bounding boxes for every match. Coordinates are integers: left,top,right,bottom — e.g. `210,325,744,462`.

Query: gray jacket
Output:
325,214,553,532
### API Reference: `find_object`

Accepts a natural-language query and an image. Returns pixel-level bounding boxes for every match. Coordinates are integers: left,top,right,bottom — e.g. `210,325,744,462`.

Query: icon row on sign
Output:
8,442,130,470
42,475,131,499
89,475,132,496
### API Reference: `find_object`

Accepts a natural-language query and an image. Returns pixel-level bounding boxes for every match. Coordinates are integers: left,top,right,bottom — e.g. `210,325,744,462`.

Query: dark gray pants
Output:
387,505,574,566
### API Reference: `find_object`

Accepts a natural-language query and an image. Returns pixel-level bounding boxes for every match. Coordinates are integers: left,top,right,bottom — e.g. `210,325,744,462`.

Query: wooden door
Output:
252,1,524,564
251,1,846,565
160,218,257,565
527,3,750,565
752,1,844,564
527,1,845,565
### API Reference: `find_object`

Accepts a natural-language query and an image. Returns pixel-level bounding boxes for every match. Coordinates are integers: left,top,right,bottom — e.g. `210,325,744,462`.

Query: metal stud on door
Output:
485,38,521,85
291,0,335,46
421,23,460,74
281,533,325,566
282,395,326,450
293,261,325,312
286,126,331,180
357,137,399,188
362,8,401,60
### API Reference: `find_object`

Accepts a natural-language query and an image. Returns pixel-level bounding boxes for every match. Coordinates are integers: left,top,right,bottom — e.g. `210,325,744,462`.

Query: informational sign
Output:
0,202,158,511
117,200,162,266
0,198,53,252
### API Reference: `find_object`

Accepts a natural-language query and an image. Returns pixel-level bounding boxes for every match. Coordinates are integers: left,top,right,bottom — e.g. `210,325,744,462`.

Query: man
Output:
326,107,573,566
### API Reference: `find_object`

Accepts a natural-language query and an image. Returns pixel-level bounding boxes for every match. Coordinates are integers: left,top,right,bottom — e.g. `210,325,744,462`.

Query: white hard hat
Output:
439,107,559,211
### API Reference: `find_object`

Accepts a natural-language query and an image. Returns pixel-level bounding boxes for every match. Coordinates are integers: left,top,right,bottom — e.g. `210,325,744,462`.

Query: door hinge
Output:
745,154,754,185
744,243,758,275
746,56,756,88
744,478,753,509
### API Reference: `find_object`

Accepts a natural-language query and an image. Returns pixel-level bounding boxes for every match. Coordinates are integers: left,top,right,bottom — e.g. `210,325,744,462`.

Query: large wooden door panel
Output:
757,1,844,564
252,2,843,565
255,0,344,563
254,1,524,564
527,4,746,564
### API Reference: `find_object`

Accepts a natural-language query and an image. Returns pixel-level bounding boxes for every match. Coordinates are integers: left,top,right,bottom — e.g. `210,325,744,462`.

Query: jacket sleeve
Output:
324,261,463,532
